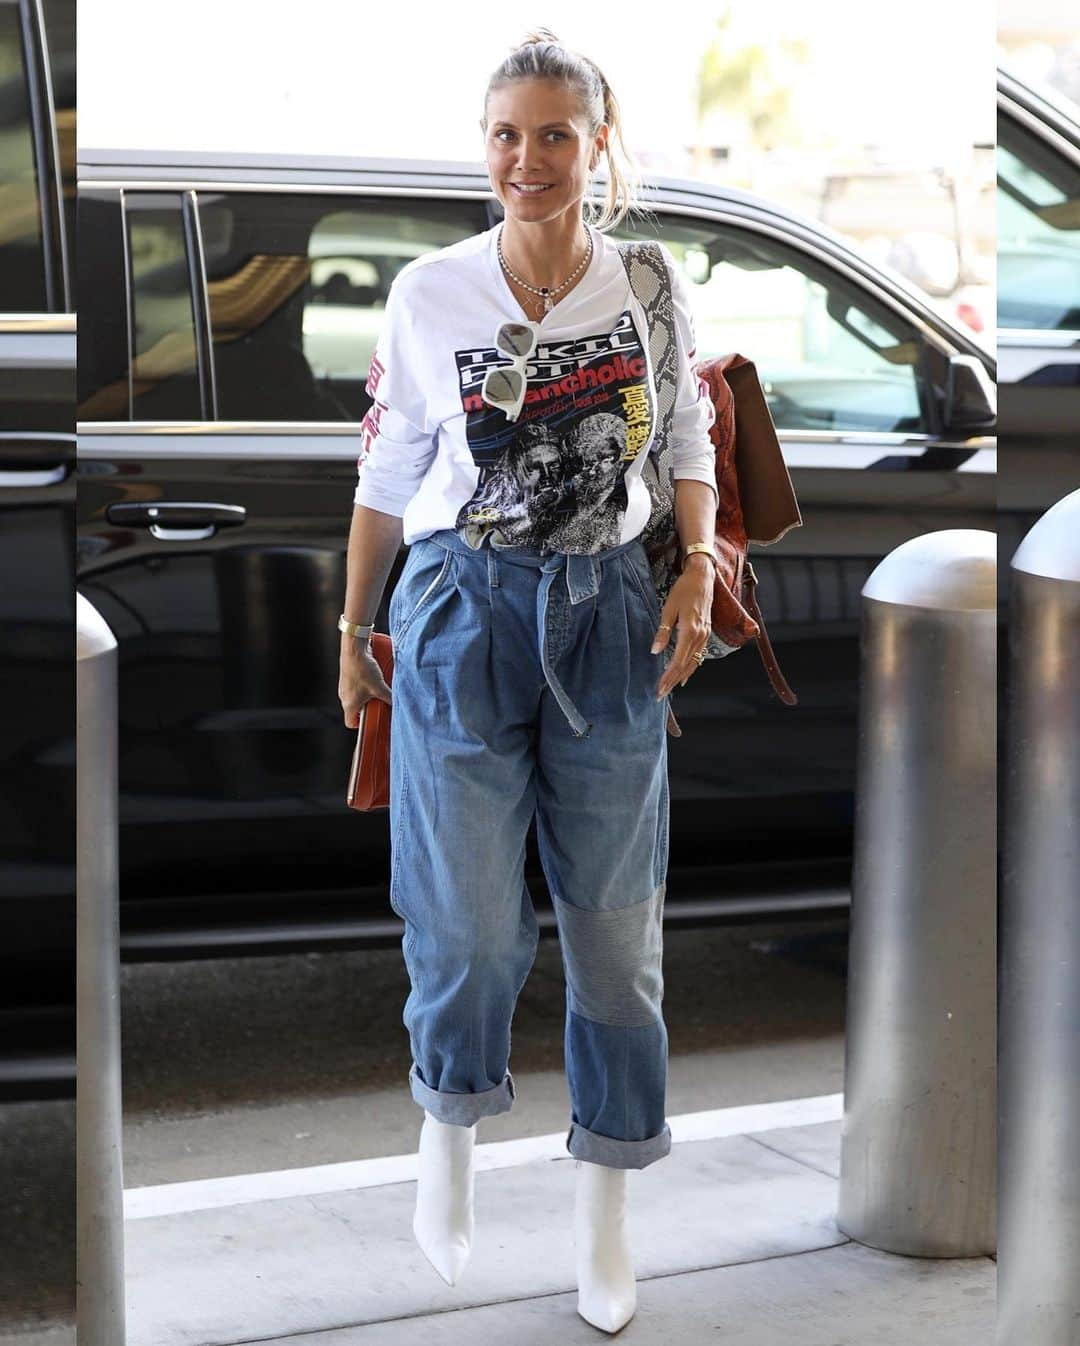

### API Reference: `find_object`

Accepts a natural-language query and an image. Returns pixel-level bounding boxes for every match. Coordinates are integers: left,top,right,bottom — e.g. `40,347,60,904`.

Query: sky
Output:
78,0,996,164
998,0,1075,30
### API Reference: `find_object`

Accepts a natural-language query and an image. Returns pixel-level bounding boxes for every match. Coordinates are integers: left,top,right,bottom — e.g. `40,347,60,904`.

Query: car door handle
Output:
0,433,74,487
105,501,247,541
0,464,68,487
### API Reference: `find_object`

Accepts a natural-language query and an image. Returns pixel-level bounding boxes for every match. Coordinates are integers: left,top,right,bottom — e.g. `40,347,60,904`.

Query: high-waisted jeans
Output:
387,525,674,1169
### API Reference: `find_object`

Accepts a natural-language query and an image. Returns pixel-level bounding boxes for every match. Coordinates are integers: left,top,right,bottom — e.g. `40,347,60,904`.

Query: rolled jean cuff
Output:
566,1119,672,1170
409,1062,516,1125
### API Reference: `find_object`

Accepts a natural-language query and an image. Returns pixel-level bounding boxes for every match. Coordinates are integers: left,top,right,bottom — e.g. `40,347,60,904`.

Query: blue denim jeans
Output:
387,526,674,1170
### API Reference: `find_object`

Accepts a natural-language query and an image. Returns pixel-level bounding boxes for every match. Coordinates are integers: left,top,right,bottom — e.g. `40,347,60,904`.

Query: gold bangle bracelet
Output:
682,542,719,570
338,613,375,638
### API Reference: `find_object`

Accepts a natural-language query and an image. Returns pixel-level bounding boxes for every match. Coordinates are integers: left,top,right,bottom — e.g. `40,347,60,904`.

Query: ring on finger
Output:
677,646,707,688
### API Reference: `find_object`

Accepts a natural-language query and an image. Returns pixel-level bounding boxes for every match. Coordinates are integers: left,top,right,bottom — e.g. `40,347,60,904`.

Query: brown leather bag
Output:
648,352,803,708
345,632,394,811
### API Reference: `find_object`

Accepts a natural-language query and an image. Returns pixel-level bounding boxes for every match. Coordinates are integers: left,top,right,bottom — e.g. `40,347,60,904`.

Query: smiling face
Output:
482,78,607,225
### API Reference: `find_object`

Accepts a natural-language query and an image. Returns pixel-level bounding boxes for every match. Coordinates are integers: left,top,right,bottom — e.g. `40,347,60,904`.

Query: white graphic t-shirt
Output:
353,221,719,554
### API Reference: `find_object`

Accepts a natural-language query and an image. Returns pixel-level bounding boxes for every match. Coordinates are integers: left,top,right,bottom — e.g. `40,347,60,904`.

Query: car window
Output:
193,193,487,421
997,111,1080,331
41,0,74,308
0,1,48,310
126,193,201,419
612,215,927,434
76,191,127,419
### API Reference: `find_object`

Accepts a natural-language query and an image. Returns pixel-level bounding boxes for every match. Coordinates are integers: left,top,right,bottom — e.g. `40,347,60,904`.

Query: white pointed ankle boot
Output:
574,1158,637,1333
412,1110,477,1286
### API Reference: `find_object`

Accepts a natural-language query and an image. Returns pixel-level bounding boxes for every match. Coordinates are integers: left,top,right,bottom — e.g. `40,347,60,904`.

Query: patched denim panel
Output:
554,881,666,1028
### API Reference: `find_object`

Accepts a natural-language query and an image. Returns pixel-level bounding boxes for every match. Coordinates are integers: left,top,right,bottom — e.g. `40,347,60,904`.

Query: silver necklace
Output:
497,223,594,315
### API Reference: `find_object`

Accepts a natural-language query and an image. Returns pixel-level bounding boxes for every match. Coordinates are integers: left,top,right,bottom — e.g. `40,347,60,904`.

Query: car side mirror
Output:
943,353,996,434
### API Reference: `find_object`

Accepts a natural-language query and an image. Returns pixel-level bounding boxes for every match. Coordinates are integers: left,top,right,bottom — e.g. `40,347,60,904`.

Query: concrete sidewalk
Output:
122,1100,995,1345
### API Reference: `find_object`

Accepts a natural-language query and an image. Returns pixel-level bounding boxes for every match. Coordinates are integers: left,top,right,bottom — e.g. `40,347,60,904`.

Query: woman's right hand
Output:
339,642,393,729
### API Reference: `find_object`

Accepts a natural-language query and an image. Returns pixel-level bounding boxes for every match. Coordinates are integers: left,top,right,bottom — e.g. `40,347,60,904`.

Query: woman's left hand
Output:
651,555,716,698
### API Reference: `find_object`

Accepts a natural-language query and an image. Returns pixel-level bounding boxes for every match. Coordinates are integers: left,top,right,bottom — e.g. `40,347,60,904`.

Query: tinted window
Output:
612,215,927,434
998,111,1080,331
194,193,486,421
0,1,47,310
127,193,201,420
76,190,128,419
42,0,74,309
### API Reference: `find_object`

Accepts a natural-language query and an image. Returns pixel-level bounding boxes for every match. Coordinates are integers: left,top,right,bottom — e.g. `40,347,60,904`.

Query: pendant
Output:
541,287,553,314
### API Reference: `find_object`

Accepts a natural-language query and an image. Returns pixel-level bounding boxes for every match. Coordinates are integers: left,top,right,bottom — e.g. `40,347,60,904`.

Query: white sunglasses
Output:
481,319,541,422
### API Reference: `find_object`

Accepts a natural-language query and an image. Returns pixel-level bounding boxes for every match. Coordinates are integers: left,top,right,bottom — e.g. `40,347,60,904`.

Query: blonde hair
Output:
482,28,654,233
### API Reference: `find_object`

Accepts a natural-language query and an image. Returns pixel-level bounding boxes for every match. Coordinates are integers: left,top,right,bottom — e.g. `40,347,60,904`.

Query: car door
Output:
609,204,996,854
996,69,1080,569
76,178,488,931
0,0,75,1082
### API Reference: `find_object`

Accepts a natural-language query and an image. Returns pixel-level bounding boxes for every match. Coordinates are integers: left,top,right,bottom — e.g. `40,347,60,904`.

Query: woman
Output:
338,29,719,1334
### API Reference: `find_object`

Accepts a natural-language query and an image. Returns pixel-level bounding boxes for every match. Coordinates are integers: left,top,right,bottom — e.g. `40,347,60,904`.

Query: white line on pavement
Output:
123,1091,843,1221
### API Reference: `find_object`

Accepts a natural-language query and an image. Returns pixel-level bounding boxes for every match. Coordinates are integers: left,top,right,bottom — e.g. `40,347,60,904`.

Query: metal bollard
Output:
76,595,126,1346
999,489,1080,1346
837,529,996,1255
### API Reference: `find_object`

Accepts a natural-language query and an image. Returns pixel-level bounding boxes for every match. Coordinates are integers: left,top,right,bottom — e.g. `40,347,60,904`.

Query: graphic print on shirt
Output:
452,308,654,552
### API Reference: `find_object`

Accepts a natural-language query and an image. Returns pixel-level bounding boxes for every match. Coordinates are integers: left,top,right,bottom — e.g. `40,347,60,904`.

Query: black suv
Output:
997,66,1080,566
0,0,75,1100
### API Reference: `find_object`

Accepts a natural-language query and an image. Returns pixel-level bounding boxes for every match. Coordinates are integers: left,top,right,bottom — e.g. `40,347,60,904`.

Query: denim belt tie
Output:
424,528,643,740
